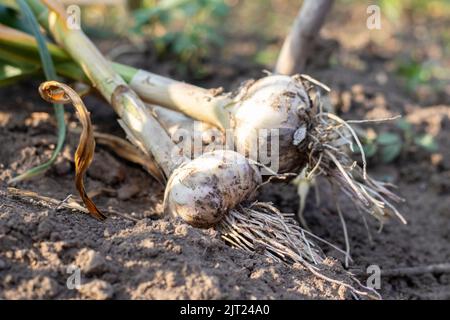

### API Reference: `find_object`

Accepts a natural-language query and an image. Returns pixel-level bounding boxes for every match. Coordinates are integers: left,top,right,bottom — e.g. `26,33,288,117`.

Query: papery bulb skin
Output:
232,75,311,174
164,150,262,228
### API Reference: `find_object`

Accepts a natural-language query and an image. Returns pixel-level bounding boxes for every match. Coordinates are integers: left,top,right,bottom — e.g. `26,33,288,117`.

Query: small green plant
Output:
131,0,229,74
358,119,438,163
396,59,433,91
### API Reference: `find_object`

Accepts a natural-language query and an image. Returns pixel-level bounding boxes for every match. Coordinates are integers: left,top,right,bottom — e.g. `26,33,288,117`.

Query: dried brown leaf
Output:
38,80,106,221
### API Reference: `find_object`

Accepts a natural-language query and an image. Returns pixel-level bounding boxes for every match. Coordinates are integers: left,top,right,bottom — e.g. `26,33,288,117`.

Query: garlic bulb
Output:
231,75,311,173
164,150,261,228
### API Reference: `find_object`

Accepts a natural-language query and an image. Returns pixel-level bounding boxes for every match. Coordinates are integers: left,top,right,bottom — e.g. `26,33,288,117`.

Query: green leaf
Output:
211,2,229,17
9,0,66,183
377,132,401,145
377,132,402,162
0,58,39,86
381,143,402,163
363,142,378,158
0,3,32,33
414,134,438,152
396,58,433,91
133,8,156,30
396,119,412,132
254,48,278,67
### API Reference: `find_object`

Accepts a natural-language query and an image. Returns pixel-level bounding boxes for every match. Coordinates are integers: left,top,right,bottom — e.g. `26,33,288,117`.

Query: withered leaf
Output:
86,130,165,185
38,80,106,221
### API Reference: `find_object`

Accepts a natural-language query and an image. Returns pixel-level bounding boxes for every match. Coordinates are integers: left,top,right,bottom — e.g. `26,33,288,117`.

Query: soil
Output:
1,2,449,300
0,83,360,300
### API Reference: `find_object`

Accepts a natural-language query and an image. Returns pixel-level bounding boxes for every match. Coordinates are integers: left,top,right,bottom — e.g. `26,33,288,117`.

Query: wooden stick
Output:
275,0,334,75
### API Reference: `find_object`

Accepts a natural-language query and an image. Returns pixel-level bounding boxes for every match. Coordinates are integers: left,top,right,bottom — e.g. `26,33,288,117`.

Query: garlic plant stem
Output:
15,1,232,130
274,0,334,75
29,0,178,177
128,69,231,130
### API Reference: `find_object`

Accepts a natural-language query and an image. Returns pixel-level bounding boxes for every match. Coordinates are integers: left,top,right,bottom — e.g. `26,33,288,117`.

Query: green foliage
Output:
378,0,404,21
378,0,450,22
396,60,425,88
0,3,32,32
0,58,38,86
396,58,434,91
131,0,229,71
9,0,66,183
414,134,438,152
253,46,278,67
357,119,439,163
376,132,403,163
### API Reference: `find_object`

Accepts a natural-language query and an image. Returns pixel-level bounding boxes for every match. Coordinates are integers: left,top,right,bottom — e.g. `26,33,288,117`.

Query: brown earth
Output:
0,81,366,300
1,2,449,300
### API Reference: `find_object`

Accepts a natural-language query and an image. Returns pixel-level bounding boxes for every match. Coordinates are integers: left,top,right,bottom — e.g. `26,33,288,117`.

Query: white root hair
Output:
219,201,324,265
218,201,381,299
298,76,406,228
